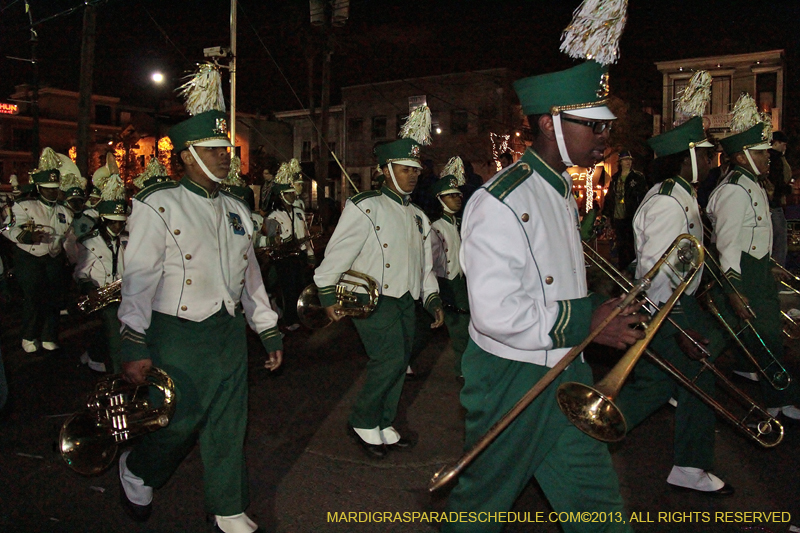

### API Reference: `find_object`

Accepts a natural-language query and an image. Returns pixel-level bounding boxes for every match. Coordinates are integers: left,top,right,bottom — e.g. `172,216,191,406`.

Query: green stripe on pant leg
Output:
126,308,250,516
443,341,629,533
350,293,416,430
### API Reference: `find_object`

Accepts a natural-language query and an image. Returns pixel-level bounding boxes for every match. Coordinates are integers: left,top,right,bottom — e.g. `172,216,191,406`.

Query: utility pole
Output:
77,3,97,177
229,0,237,155
25,1,40,161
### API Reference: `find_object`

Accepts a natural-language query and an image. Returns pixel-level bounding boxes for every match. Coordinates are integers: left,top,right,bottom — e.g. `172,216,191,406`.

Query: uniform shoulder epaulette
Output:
351,190,381,205
220,187,248,207
658,179,676,196
486,161,533,201
16,197,36,204
78,229,99,243
134,180,179,201
727,172,742,185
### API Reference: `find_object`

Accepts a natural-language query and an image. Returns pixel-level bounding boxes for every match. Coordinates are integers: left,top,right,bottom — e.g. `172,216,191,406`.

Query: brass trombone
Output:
428,234,701,492
296,270,379,329
697,225,792,390
579,244,783,448
769,260,800,339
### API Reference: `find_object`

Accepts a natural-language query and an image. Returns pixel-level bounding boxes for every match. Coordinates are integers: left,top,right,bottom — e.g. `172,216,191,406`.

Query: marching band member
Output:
266,159,314,331
614,107,734,495
314,105,444,459
429,156,470,377
59,155,93,265
73,174,128,373
707,94,800,421
116,64,282,533
4,148,73,353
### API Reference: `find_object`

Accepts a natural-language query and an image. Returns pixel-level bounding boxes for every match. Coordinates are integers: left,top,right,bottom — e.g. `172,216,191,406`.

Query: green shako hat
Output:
375,104,432,168
57,153,87,199
168,63,233,151
97,174,127,221
432,156,465,196
719,94,772,156
29,147,61,188
134,157,171,190
648,117,712,158
273,158,302,193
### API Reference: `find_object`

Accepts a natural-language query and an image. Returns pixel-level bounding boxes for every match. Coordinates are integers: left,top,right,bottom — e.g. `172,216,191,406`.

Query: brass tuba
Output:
59,367,176,475
76,279,122,314
297,270,379,329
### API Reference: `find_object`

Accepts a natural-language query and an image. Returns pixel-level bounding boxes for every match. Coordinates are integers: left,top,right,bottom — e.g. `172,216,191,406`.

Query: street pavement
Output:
1,289,799,533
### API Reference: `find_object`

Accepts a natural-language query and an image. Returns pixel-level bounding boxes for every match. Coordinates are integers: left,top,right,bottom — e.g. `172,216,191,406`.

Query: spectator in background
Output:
459,159,484,207
602,150,648,270
698,145,728,210
410,159,439,220
499,151,514,169
768,131,792,266
259,165,277,214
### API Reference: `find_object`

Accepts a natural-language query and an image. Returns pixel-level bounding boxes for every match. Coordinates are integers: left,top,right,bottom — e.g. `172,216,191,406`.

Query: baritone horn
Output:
76,279,122,314
59,368,176,476
297,270,380,329
582,244,783,448
428,234,701,493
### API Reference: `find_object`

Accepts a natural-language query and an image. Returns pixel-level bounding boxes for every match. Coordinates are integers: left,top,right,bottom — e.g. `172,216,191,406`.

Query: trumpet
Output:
696,226,792,390
59,368,176,475
428,234,701,492
255,231,322,263
581,244,783,448
297,270,379,329
76,279,122,314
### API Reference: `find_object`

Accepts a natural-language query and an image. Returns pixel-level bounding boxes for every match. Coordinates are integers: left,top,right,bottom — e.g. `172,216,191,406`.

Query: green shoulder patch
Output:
351,189,381,205
727,172,742,185
134,180,179,201
658,179,675,196
486,161,533,201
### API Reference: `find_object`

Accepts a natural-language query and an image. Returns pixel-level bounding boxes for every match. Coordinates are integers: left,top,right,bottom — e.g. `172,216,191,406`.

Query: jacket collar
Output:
673,175,696,197
732,165,759,184
441,212,457,225
381,185,409,206
522,148,571,198
181,176,219,198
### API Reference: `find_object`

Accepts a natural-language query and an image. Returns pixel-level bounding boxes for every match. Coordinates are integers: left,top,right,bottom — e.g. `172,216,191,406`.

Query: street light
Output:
151,72,164,84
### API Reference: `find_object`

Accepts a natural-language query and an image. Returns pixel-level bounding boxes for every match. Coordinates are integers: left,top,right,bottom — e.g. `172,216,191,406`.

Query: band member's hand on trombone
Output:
590,296,647,349
676,328,710,361
728,292,754,321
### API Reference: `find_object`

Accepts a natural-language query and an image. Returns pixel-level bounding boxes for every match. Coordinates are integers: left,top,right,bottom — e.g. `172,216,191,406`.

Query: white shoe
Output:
666,466,733,495
22,339,39,353
286,323,300,331
214,512,258,533
79,351,91,364
787,308,800,318
767,405,800,420
119,450,153,506
59,308,69,316
41,341,60,351
88,360,107,372
733,370,759,382
668,397,678,407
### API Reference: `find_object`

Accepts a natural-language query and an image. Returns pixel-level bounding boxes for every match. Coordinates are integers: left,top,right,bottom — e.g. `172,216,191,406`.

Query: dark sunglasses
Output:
560,115,614,135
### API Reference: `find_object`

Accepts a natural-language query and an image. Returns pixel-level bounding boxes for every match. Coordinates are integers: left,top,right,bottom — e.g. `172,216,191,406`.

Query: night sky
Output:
1,0,798,128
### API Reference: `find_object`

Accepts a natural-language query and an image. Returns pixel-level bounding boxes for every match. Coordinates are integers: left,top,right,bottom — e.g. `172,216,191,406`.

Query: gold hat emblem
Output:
410,145,420,158
596,72,610,99
214,117,229,135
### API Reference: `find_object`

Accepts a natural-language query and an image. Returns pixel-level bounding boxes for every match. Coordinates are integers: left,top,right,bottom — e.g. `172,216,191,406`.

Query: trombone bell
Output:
556,383,627,442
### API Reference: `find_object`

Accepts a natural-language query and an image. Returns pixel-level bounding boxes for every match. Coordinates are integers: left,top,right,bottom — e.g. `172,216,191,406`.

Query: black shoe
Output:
347,425,387,459
119,475,152,522
669,482,735,498
387,436,414,451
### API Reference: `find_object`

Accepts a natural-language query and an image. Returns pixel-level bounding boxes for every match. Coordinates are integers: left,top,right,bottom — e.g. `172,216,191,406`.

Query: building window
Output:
451,109,468,134
371,116,387,139
348,118,363,141
301,141,312,162
12,128,33,152
710,76,731,116
95,104,112,125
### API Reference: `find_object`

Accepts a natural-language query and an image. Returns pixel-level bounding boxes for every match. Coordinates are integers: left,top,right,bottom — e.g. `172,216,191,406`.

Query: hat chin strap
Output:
689,147,699,183
438,197,456,214
188,145,224,184
743,149,760,176
387,163,411,196
552,115,575,168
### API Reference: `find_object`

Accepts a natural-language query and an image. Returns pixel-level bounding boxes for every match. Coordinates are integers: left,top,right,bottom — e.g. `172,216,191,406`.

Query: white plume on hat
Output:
399,105,432,146
222,156,246,187
92,152,120,191
33,147,61,173
440,156,466,187
133,157,168,190
674,70,712,125
57,153,87,192
275,158,302,185
177,62,226,116
100,174,126,202
730,93,772,138
560,0,628,66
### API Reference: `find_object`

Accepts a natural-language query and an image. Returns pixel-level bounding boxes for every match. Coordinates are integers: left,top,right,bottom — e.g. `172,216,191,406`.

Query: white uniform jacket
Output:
706,166,772,285
431,213,462,280
314,186,440,311
74,229,127,287
267,206,314,257
633,176,704,306
460,148,594,367
64,210,100,264
4,197,72,257
118,178,279,342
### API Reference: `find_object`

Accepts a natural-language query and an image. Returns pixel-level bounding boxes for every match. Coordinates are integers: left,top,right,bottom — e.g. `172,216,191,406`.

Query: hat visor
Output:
101,214,127,221
37,183,60,188
696,139,714,148
391,159,422,169
438,188,462,196
565,106,616,120
193,138,234,148
746,142,771,151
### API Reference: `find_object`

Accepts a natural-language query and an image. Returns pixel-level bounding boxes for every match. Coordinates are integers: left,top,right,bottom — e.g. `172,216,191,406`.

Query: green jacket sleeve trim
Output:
723,268,743,293
549,296,593,349
259,326,284,352
317,285,338,308
120,325,150,363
